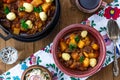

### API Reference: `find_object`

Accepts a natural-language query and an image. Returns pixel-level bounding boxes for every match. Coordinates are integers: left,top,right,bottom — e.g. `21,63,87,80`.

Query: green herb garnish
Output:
19,6,25,11
80,56,85,63
4,6,10,14
69,44,77,50
33,6,42,13
20,19,28,30
75,35,80,42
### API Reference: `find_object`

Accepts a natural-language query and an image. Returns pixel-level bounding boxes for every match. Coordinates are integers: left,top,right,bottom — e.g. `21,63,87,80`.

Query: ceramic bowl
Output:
21,65,52,80
52,24,106,78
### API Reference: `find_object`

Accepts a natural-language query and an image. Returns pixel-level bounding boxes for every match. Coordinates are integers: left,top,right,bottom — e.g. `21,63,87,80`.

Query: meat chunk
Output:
10,3,18,12
3,0,16,3
83,46,93,53
0,19,11,28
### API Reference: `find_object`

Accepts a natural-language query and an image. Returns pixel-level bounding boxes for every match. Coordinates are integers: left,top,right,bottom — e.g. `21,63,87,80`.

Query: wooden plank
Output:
5,39,33,71
113,58,120,80
0,38,6,74
0,28,6,74
24,42,34,59
5,40,34,71
87,64,113,80
5,39,25,71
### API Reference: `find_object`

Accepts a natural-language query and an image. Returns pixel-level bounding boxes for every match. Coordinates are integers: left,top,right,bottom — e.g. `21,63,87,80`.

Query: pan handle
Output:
0,33,12,40
0,25,12,41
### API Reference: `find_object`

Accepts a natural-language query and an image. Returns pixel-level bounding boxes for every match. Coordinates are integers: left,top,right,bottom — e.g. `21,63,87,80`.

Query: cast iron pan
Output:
0,0,60,42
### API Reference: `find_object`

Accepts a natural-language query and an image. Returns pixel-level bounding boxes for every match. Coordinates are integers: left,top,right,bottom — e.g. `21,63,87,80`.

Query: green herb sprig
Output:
20,19,28,30
69,44,77,50
80,56,85,63
75,35,80,43
4,6,10,14
19,6,25,11
33,6,42,13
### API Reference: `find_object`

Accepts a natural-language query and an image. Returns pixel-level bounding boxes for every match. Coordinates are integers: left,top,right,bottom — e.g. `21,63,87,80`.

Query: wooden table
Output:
0,0,120,80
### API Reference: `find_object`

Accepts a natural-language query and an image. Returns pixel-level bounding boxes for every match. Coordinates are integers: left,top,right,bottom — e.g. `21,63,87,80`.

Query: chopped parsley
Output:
75,35,80,42
20,19,28,30
19,6,25,11
4,6,10,14
79,56,85,63
33,6,42,13
69,44,77,50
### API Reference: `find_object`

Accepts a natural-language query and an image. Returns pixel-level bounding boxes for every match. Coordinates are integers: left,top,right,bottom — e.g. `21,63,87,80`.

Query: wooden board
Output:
0,0,119,80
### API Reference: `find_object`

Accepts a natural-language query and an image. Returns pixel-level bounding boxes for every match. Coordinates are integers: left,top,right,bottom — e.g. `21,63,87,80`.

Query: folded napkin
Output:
1,0,120,80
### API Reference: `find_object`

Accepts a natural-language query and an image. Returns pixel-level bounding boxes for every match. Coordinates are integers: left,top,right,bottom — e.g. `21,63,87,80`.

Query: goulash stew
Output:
0,0,55,35
58,30,99,71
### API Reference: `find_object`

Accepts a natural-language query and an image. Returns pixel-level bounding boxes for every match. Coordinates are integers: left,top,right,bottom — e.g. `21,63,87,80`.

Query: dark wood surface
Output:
1,0,120,80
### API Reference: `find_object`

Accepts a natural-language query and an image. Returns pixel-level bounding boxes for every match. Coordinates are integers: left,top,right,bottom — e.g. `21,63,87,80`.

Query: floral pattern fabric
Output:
104,6,120,20
1,0,120,80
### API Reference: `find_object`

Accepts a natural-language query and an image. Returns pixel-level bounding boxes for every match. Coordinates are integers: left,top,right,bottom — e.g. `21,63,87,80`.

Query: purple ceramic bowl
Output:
52,24,106,78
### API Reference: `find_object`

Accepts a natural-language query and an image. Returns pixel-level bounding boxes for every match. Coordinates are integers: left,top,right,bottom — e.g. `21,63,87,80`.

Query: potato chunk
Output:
42,3,51,12
88,52,99,58
83,58,90,67
13,28,20,35
83,52,89,58
70,33,76,40
60,40,67,52
31,0,43,7
91,43,99,50
69,39,77,47
78,40,85,49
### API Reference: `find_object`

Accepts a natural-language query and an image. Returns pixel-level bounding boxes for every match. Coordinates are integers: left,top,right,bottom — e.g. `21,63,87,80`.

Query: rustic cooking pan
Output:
0,0,60,42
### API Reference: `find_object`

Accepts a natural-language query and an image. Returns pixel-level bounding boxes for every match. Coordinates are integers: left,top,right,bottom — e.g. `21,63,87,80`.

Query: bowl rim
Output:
52,24,106,78
21,65,52,80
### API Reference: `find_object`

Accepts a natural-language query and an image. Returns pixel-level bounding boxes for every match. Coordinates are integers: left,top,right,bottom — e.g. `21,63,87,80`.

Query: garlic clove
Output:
25,20,33,29
23,3,33,13
81,30,88,38
62,53,71,61
90,58,97,67
6,12,16,21
39,12,47,21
